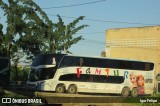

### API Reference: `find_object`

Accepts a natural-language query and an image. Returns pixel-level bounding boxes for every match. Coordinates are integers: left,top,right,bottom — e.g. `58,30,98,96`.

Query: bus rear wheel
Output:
68,85,77,94
121,87,130,97
55,84,65,93
131,87,138,97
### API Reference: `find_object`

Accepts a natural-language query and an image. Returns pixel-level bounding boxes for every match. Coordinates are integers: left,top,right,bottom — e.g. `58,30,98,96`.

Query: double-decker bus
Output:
27,54,155,97
0,56,10,88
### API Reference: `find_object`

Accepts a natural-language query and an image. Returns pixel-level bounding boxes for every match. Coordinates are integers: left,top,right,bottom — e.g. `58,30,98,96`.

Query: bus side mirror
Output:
80,58,83,67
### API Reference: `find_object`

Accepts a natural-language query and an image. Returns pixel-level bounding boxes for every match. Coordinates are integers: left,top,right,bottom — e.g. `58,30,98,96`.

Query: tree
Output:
0,0,88,80
101,51,106,57
0,0,88,57
0,0,53,58
43,15,88,54
0,23,6,56
0,0,53,80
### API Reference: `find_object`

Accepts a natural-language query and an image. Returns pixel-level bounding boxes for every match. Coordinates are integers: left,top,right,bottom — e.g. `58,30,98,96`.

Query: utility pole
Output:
64,0,70,53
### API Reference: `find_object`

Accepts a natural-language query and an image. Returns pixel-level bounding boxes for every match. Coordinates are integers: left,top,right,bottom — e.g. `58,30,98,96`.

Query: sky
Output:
1,0,160,57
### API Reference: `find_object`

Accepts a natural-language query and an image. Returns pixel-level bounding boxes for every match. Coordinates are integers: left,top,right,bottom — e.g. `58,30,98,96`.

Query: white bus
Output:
27,54,155,97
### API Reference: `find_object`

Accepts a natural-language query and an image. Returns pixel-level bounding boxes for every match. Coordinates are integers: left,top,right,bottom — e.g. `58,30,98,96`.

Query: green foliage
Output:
45,15,88,53
0,0,88,57
0,0,88,81
10,66,29,81
101,51,106,57
0,0,53,58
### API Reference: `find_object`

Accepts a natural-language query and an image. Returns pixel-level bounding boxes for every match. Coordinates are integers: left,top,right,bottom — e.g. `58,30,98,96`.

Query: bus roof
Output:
35,53,154,63
66,54,154,63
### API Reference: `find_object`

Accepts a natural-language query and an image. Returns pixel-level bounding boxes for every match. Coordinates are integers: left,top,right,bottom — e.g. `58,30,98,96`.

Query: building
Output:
105,26,160,80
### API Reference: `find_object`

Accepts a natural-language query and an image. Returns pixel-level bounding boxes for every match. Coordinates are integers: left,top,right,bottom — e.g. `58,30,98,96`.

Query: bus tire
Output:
68,85,77,94
55,84,65,93
121,87,130,97
131,87,138,97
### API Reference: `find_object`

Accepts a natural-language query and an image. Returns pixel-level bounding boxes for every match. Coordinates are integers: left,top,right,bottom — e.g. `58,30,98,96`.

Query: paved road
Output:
36,92,120,97
33,92,126,104
5,90,145,104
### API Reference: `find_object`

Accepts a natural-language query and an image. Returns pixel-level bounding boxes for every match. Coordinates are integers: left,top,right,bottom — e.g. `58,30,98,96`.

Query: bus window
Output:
28,67,56,82
59,74,124,84
80,58,83,67
39,68,56,80
59,74,77,81
119,61,132,69
106,59,120,69
59,56,80,67
32,54,65,66
145,63,151,71
29,69,36,82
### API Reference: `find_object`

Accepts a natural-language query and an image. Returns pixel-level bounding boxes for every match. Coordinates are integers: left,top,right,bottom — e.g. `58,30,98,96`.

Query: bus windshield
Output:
29,67,56,82
29,54,66,82
31,54,66,66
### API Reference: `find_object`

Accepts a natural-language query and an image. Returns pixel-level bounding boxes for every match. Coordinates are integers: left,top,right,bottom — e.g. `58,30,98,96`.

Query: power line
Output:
76,42,105,47
83,39,106,45
47,14,159,26
78,32,105,34
84,18,158,26
41,0,106,9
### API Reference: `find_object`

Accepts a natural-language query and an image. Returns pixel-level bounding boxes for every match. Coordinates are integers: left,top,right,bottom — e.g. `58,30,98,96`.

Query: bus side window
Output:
60,58,67,67
145,63,150,71
80,58,83,67
72,57,79,66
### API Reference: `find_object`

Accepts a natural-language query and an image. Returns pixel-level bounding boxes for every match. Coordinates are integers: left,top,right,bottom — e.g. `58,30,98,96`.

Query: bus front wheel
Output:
131,87,138,97
121,87,130,97
68,85,77,94
55,84,65,93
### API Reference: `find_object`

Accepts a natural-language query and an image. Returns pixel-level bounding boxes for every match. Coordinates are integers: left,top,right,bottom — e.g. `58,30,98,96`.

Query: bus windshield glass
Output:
29,54,66,82
29,67,56,82
31,54,66,66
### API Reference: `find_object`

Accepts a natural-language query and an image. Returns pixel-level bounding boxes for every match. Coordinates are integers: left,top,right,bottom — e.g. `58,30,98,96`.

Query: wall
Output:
106,26,160,79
